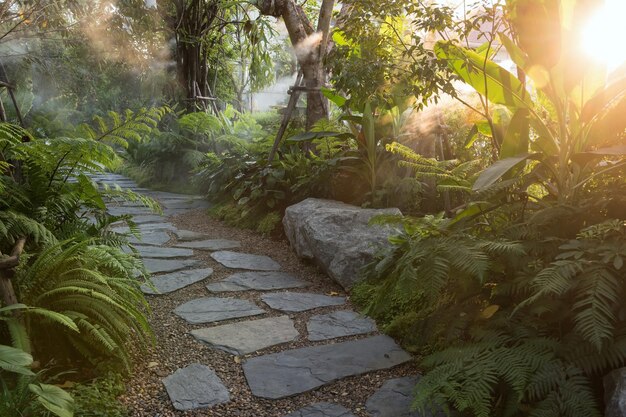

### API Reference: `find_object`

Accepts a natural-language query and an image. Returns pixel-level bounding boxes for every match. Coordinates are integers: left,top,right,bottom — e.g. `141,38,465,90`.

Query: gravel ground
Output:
119,209,419,417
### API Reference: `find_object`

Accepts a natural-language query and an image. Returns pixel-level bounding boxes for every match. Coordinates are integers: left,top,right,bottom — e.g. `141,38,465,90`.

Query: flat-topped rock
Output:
128,231,171,246
175,239,241,251
283,402,356,417
366,376,431,417
243,335,411,399
130,215,168,224
126,245,194,259
307,310,377,341
174,297,265,324
191,316,298,355
162,364,229,411
206,272,309,292
175,229,211,241
261,292,345,312
112,222,178,233
143,258,204,274
211,251,280,271
108,206,157,216
141,268,213,295
283,198,401,289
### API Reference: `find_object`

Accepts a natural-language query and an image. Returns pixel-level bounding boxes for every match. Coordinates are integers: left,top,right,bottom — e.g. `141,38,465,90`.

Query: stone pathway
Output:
94,173,419,416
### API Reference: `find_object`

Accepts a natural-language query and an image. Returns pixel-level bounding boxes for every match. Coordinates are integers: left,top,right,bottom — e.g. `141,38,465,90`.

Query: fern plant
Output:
403,219,626,417
355,214,523,353
15,240,151,370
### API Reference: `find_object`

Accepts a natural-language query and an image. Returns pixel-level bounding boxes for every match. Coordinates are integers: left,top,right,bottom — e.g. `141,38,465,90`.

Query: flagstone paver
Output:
129,214,168,224
191,315,298,355
174,239,241,251
206,272,309,292
142,258,204,274
162,364,230,411
365,376,426,417
93,173,417,416
112,222,178,233
125,245,193,258
243,335,411,399
282,402,357,417
141,268,213,295
211,250,281,271
128,231,171,246
174,297,265,324
174,229,211,241
306,310,377,341
261,292,345,313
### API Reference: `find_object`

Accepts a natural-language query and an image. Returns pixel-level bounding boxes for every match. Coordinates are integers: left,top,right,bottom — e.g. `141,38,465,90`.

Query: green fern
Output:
15,240,152,370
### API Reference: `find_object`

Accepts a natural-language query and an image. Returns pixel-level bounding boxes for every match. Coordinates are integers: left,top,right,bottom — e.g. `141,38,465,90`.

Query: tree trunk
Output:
255,0,334,129
170,0,219,109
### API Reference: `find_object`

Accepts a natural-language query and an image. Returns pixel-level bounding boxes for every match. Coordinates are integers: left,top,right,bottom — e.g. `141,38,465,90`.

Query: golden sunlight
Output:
581,0,626,72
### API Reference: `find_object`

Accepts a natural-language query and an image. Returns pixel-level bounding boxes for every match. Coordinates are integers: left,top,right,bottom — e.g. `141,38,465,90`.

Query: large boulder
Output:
605,368,626,417
282,198,401,289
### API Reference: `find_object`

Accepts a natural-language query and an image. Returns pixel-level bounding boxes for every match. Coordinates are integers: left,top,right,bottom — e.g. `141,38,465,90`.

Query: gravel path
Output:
94,174,419,417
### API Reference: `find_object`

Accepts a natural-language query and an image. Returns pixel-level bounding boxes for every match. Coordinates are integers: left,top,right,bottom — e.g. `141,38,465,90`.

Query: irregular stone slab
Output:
175,239,241,251
108,206,157,216
211,251,280,271
191,316,298,355
162,199,211,210
141,268,213,295
283,198,401,289
131,215,167,224
126,245,194,259
283,402,356,417
206,272,309,292
112,222,177,233
174,297,265,324
128,231,171,246
243,335,411,399
162,364,229,411
307,310,377,341
143,258,204,274
261,292,345,312
175,229,211,241
366,376,430,417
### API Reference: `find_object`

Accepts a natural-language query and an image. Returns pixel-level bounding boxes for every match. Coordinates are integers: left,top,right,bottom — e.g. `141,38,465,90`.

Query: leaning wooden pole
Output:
268,71,304,162
0,238,26,307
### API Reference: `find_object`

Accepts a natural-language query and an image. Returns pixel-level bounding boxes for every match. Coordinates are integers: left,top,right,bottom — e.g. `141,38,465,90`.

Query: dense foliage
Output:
0,108,166,416
2,0,626,416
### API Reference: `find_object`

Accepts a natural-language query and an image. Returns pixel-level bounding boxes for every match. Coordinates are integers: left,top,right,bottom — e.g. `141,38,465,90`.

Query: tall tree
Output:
254,0,334,129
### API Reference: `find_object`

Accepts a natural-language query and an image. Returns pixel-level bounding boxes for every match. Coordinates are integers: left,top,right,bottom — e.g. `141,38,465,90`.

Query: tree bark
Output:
169,0,219,108
255,0,333,129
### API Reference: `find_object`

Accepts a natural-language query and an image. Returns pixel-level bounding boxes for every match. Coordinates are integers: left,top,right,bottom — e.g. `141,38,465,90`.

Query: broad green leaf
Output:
585,92,626,148
434,42,533,110
464,124,479,148
321,87,347,107
29,383,74,417
501,109,530,158
473,154,538,191
449,202,491,226
475,41,498,61
508,0,561,69
0,344,34,375
581,76,626,123
498,32,528,71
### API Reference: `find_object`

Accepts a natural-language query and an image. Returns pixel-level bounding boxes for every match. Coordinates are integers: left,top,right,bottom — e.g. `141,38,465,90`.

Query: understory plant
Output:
355,0,626,416
0,108,164,415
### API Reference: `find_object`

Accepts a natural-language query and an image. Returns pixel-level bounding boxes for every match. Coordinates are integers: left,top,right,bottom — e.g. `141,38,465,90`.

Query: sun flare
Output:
581,0,626,72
